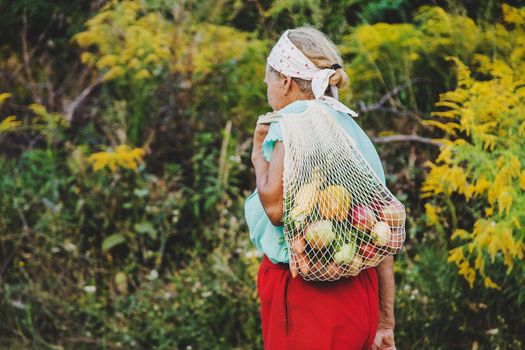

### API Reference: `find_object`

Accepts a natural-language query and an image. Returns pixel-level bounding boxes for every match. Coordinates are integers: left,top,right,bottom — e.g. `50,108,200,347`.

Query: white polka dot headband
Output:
267,30,358,117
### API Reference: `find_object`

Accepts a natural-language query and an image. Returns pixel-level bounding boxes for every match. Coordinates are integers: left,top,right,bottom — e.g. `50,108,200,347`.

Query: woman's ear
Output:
283,75,293,96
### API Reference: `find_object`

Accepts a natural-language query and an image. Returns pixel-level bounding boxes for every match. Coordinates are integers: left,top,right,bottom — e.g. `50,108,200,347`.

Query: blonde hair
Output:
269,26,349,96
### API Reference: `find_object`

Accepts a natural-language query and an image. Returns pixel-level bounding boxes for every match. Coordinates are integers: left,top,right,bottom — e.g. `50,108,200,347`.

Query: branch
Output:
371,134,442,147
21,8,40,103
64,76,104,122
359,78,425,114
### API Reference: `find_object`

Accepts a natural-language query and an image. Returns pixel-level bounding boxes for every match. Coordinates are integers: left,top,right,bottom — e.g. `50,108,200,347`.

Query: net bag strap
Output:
257,112,282,125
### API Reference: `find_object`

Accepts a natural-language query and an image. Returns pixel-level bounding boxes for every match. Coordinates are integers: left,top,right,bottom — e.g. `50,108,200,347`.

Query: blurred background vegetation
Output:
1,0,524,349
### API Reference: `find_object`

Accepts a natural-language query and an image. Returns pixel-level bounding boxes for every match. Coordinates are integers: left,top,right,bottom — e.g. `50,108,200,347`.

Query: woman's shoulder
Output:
277,100,310,115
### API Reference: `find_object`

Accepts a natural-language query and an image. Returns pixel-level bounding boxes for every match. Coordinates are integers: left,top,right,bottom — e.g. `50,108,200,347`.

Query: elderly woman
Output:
244,27,397,350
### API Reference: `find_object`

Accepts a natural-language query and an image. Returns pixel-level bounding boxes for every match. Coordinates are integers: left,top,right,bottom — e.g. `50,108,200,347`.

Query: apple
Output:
387,227,406,252
323,261,343,278
351,205,377,232
334,242,357,265
363,254,382,267
359,243,378,260
346,255,363,276
359,243,382,267
378,201,406,228
370,221,391,247
310,261,342,279
305,221,335,250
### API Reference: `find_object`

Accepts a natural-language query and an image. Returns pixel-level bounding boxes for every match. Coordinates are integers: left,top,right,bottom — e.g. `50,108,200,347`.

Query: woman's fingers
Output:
291,266,298,278
291,236,306,254
290,236,310,277
253,124,270,148
290,256,299,278
298,252,310,275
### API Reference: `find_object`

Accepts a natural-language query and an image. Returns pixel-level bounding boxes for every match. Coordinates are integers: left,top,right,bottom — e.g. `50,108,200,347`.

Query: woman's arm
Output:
372,255,396,350
251,124,285,226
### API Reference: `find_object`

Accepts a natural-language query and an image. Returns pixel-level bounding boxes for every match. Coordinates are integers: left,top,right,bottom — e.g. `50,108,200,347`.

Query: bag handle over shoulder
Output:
257,112,283,125
257,100,327,125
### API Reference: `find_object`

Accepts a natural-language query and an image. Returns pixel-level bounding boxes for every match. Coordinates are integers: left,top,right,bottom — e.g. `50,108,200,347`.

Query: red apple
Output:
359,243,382,267
378,201,406,228
387,227,406,252
351,204,377,232
369,198,383,212
363,253,382,267
359,243,378,260
370,221,391,247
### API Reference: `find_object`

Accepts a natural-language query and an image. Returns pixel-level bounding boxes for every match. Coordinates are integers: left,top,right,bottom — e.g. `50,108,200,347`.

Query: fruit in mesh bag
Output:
347,255,363,276
304,220,335,250
359,243,382,267
290,183,317,220
350,204,376,231
370,221,391,247
387,227,405,252
334,241,357,265
289,173,322,228
311,260,343,278
378,201,406,228
317,185,352,221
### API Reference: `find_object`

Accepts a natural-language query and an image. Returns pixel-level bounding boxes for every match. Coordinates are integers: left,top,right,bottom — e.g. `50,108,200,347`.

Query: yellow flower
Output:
81,52,96,66
483,277,500,289
89,151,117,172
503,4,525,25
520,172,525,190
497,188,513,215
474,175,491,195
114,144,145,170
0,92,12,108
451,229,470,240
134,69,151,80
97,54,118,68
425,203,440,226
447,247,464,264
0,115,21,132
103,66,125,81
487,234,503,262
88,144,145,172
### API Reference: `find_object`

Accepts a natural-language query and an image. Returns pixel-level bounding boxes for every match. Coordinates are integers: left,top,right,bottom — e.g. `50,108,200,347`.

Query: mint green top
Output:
244,100,386,264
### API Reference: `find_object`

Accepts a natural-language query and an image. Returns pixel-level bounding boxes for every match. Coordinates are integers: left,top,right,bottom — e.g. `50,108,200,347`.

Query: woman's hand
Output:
250,120,284,226
289,236,311,278
251,123,270,164
372,255,396,350
371,327,395,350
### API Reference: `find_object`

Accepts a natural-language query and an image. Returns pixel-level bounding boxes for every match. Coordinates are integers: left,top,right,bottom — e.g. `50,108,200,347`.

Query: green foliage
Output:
422,4,525,290
395,242,524,349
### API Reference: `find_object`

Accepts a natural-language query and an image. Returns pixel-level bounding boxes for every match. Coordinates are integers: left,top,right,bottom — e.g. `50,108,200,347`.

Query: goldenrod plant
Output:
422,4,525,288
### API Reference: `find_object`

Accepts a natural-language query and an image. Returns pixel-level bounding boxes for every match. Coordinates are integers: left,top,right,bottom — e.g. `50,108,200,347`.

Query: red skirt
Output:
257,255,379,350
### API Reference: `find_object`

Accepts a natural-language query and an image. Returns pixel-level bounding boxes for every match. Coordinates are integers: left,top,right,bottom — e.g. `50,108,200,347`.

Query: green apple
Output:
305,220,335,249
334,242,357,265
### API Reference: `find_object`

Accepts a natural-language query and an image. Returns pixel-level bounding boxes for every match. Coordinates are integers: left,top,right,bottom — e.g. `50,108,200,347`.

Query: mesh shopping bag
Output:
257,101,406,281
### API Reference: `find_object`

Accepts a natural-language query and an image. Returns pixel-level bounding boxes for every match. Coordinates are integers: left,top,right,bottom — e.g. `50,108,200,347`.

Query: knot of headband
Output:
267,30,358,117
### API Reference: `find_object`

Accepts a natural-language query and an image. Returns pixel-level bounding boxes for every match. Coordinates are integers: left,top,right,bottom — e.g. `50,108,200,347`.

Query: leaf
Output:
134,222,157,239
133,188,149,197
102,233,126,251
